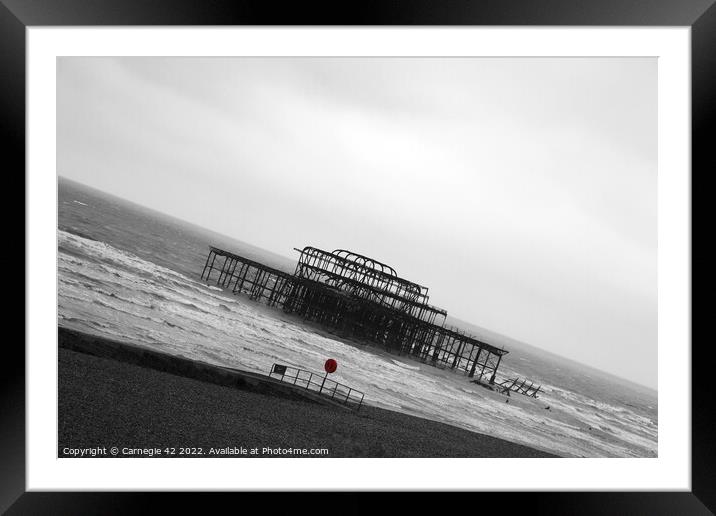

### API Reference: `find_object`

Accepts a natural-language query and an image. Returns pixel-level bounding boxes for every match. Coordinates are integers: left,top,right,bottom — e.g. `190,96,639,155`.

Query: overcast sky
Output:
57,57,657,388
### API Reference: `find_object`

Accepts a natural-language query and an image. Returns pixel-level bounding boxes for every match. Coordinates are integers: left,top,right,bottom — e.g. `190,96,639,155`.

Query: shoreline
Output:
58,327,558,458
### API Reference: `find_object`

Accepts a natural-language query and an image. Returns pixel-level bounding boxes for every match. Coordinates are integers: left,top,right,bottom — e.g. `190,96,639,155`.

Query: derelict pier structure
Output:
201,245,512,385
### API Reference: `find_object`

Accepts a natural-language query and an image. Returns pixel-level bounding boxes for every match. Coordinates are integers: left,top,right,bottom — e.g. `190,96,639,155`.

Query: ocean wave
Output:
56,228,657,458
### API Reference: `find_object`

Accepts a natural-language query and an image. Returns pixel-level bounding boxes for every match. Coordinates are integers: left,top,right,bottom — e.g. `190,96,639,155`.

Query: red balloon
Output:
324,359,338,373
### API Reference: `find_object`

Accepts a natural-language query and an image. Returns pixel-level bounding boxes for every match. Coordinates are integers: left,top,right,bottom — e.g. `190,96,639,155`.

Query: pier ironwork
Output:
202,245,513,386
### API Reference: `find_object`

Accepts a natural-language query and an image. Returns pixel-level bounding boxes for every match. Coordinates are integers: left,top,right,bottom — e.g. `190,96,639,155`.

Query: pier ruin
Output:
201,245,535,392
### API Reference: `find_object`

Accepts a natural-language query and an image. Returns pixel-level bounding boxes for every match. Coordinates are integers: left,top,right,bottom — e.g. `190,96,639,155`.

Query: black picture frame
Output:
5,0,712,513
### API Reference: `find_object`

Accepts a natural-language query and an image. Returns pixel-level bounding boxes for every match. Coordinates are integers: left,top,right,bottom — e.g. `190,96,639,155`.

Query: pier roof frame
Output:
295,246,429,297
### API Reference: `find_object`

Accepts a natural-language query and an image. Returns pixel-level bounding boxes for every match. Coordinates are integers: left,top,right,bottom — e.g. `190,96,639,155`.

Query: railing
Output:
268,364,365,410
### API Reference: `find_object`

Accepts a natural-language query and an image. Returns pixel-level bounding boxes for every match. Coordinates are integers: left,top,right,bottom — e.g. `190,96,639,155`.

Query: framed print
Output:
5,0,712,512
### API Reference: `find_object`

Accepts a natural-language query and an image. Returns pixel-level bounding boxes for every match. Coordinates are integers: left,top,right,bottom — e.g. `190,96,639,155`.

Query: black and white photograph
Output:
56,56,658,460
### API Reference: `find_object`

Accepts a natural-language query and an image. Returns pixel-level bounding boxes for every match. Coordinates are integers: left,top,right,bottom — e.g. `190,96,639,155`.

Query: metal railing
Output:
268,364,365,410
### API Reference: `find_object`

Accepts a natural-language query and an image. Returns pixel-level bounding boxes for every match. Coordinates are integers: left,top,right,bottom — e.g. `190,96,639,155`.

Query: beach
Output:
56,177,658,458
58,328,556,458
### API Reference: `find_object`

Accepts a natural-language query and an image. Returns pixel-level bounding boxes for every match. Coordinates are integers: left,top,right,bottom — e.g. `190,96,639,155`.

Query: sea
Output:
57,176,658,458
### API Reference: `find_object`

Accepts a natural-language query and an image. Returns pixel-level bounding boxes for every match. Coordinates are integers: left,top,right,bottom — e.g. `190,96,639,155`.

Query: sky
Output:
57,57,657,388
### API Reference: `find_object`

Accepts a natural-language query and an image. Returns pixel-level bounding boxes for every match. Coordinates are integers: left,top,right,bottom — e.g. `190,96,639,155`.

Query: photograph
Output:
1,0,707,505
56,56,658,460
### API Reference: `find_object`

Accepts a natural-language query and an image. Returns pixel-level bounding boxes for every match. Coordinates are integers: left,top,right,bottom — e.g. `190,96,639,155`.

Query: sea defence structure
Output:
201,246,513,386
